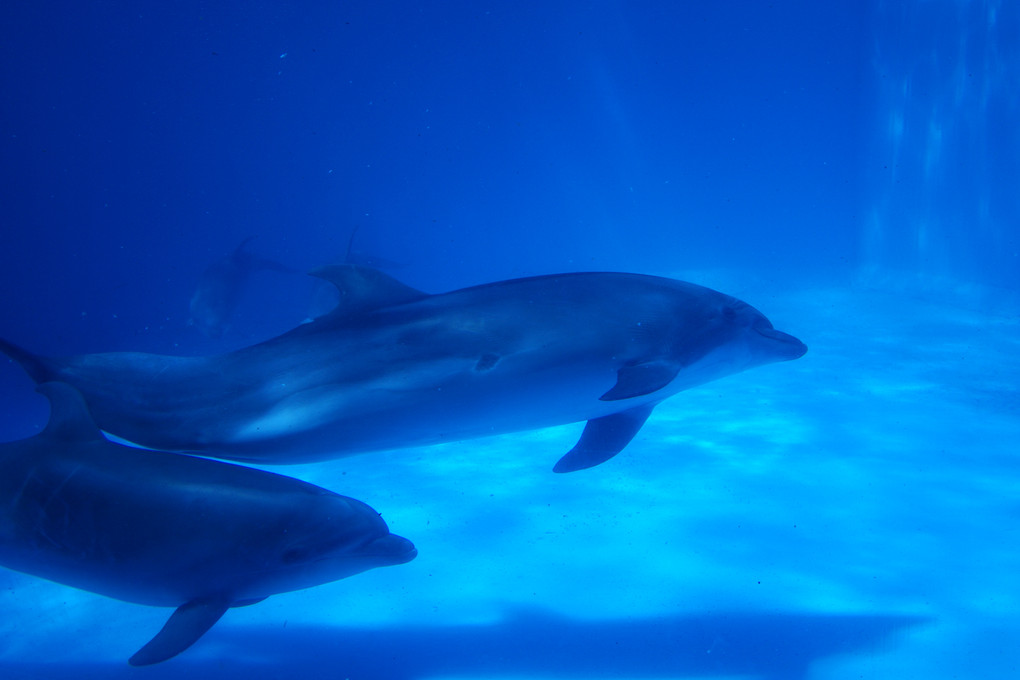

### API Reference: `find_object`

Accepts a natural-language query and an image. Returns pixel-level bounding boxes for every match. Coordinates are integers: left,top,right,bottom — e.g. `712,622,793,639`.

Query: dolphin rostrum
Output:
0,267,807,472
0,382,417,666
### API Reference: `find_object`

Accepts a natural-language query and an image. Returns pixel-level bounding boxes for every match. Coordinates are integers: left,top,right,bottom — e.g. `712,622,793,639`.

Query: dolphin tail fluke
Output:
128,598,231,666
36,382,105,441
0,337,55,384
553,404,656,473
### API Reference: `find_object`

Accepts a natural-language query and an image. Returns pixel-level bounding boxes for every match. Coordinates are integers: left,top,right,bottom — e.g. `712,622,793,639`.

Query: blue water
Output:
1,2,1018,678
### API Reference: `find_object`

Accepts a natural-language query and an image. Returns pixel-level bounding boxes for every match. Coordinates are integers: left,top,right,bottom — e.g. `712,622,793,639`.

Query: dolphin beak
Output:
754,324,808,360
363,534,418,564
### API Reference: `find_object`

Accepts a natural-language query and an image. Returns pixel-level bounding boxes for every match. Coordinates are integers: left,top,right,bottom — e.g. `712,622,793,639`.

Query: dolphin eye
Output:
722,306,738,321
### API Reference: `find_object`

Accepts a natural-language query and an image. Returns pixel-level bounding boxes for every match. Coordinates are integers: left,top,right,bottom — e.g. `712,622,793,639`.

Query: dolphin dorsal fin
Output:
36,382,105,442
232,234,259,259
310,264,427,319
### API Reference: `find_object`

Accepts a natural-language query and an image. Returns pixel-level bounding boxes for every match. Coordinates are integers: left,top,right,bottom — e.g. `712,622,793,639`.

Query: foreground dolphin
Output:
0,267,807,471
0,382,417,666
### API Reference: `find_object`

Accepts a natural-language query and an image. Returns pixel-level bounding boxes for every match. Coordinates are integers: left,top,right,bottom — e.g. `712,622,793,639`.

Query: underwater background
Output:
0,1,1017,678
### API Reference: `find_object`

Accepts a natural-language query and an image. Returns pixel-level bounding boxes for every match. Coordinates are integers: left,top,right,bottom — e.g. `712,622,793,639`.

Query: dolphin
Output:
189,236,294,338
304,227,410,320
0,382,417,666
342,225,409,271
0,266,807,472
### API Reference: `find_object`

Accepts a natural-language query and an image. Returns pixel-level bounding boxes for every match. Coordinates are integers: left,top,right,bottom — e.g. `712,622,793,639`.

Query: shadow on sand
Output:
0,608,926,680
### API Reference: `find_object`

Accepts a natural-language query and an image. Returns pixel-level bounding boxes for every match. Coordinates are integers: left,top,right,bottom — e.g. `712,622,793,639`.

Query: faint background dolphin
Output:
341,225,409,271
189,236,294,338
0,382,416,666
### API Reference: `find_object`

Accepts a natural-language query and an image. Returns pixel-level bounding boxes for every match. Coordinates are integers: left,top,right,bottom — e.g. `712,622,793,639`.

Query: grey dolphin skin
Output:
0,267,807,472
0,382,416,666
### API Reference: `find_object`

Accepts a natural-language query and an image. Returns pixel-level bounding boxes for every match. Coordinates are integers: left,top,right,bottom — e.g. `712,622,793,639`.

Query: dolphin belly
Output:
223,356,627,458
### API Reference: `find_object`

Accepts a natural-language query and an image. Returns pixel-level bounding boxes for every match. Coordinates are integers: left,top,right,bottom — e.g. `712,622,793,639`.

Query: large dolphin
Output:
0,382,417,666
0,267,807,472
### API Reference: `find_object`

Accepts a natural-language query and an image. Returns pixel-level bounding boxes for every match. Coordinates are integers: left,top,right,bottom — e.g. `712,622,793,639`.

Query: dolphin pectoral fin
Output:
553,404,656,473
128,598,231,666
599,362,681,401
309,264,426,319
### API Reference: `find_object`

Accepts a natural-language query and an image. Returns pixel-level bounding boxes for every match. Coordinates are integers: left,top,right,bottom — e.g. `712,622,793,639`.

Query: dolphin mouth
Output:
754,324,808,359
362,534,418,564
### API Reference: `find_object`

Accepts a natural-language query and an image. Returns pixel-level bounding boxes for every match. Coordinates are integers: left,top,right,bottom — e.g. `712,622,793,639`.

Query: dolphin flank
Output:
0,266,807,471
0,382,416,666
